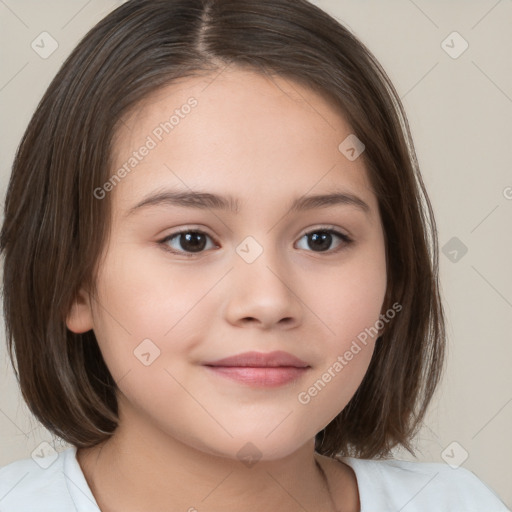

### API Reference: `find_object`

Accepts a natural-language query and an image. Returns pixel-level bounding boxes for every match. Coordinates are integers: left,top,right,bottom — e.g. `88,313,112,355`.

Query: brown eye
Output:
160,230,216,255
296,229,352,253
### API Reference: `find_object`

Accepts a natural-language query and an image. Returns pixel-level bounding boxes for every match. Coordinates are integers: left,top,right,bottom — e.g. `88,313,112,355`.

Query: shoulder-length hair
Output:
0,0,445,459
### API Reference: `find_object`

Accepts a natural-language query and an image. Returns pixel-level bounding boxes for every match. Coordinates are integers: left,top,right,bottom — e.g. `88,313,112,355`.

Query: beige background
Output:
0,0,511,507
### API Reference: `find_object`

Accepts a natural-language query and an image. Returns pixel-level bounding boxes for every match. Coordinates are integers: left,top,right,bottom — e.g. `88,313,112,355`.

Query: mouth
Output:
202,350,311,387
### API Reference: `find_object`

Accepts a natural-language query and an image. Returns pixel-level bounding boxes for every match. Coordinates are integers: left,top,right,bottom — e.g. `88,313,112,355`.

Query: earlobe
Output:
66,288,94,334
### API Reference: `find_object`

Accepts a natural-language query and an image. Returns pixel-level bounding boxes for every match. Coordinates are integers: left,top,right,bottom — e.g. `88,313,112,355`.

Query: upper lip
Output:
203,350,310,368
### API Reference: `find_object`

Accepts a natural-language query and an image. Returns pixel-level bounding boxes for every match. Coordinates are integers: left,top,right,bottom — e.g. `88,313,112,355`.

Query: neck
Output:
76,413,347,512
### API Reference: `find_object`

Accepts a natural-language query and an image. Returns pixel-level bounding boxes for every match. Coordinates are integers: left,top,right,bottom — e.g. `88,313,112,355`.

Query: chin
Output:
190,428,314,464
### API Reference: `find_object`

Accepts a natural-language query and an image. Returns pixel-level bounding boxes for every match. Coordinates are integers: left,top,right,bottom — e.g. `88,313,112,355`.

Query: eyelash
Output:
157,226,353,258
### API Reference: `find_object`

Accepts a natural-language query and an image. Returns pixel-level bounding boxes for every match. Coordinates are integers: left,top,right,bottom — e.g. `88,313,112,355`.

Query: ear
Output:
66,287,94,334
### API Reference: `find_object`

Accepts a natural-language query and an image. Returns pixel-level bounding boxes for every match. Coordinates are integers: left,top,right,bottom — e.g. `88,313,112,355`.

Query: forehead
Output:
109,67,375,215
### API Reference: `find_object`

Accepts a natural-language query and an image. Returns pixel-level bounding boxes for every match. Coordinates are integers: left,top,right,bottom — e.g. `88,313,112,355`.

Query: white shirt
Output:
0,446,509,511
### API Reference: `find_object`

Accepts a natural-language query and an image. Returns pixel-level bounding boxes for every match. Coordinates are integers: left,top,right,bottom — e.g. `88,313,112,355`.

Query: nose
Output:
223,243,303,330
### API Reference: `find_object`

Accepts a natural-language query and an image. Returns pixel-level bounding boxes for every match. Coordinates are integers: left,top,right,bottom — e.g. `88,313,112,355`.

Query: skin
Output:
68,66,387,512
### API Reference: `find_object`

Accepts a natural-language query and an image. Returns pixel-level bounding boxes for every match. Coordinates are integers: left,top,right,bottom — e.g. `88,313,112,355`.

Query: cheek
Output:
295,242,386,415
89,247,209,381
95,243,211,328
295,346,374,428
315,241,387,348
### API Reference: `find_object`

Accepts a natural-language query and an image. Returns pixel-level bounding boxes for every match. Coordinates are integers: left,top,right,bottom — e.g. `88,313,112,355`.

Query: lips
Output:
203,350,310,387
204,350,309,368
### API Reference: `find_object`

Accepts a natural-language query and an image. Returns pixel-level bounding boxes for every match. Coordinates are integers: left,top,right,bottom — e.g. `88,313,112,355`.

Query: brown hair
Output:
0,0,445,458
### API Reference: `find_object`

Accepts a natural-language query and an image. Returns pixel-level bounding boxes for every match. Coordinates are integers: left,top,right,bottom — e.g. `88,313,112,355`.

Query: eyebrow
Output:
125,189,371,217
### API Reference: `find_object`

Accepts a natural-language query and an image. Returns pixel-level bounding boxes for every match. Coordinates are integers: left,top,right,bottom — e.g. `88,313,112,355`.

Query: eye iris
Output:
180,232,206,252
308,231,332,251
171,230,340,254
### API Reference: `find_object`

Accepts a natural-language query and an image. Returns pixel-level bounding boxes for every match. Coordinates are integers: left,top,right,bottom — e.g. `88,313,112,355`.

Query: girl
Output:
0,0,509,510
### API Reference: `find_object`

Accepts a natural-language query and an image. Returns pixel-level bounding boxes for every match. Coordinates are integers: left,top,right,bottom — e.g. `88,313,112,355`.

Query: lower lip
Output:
204,366,309,387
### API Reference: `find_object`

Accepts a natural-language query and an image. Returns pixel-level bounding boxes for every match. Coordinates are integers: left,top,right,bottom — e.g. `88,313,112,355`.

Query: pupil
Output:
309,232,331,251
181,232,206,252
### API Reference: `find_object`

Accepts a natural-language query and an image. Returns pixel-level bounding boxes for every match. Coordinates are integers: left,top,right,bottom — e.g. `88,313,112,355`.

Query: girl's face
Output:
69,68,387,461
